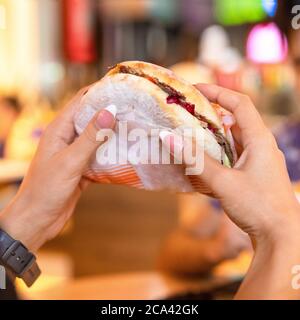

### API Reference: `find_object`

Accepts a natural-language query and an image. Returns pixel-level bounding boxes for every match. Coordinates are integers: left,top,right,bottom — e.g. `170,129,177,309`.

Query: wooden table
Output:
19,270,240,300
18,251,251,300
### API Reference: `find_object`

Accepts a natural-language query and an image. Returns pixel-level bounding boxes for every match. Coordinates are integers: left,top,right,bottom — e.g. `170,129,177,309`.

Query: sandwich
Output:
106,61,235,166
74,61,236,192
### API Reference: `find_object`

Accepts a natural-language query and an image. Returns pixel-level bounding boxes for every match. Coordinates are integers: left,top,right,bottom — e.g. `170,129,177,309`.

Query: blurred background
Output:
1,0,300,299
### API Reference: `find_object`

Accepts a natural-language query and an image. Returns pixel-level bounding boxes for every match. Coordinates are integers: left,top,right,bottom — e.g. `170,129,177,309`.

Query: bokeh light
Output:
262,0,278,17
214,0,266,25
246,23,288,64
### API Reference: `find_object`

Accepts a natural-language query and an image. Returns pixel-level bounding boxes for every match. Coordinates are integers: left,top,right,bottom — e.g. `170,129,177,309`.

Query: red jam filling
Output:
167,94,219,134
166,95,195,115
208,125,218,134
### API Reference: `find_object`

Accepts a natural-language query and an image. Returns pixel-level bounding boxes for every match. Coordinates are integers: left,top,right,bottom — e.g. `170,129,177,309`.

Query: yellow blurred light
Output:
5,104,55,161
0,4,6,30
214,251,252,278
0,0,39,96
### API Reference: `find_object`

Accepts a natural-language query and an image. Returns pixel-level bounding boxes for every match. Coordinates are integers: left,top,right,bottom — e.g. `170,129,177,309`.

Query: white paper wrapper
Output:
74,79,234,193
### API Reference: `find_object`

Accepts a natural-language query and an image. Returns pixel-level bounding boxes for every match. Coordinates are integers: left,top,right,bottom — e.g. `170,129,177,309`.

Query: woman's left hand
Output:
0,87,116,251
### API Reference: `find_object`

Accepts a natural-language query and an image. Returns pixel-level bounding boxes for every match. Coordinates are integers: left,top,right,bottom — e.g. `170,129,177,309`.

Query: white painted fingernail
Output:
222,115,234,126
159,130,172,142
105,104,117,117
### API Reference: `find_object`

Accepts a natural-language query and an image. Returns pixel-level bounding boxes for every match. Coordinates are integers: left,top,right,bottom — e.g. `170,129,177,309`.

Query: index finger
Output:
195,84,267,147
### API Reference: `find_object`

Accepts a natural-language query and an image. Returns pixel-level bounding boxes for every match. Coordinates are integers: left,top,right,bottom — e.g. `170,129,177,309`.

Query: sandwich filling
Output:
116,65,234,166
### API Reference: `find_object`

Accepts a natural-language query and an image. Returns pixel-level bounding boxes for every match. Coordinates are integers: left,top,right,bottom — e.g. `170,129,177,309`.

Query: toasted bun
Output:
108,61,224,133
75,66,224,163
74,60,236,192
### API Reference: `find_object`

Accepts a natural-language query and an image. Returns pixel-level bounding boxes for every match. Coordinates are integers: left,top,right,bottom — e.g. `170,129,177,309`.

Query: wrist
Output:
252,211,300,273
255,205,300,250
236,217,300,299
0,195,46,252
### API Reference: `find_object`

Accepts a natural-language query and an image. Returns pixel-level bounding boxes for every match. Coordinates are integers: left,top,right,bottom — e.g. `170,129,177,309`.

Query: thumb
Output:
66,105,116,169
159,130,229,195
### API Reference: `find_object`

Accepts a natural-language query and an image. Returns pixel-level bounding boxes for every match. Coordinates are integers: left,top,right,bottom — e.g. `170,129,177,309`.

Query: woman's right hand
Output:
161,84,300,245
160,84,300,299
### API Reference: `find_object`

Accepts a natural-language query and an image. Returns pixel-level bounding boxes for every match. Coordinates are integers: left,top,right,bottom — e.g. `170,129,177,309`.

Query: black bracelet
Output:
0,228,41,287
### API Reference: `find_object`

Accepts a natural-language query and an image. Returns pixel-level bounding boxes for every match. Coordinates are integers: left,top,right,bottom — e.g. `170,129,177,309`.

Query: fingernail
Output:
222,115,234,126
105,104,117,117
96,105,116,129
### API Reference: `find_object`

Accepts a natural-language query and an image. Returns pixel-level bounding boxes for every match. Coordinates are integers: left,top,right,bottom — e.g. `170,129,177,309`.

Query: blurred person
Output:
273,1,300,183
0,96,21,158
290,29,300,95
0,84,300,299
158,195,250,276
276,0,300,94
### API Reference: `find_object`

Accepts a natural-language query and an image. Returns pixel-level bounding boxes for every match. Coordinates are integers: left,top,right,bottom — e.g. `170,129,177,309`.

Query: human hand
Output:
160,84,300,247
0,88,116,251
160,84,300,298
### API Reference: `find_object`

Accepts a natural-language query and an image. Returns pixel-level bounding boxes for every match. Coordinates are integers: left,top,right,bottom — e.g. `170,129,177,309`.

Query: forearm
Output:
236,228,300,299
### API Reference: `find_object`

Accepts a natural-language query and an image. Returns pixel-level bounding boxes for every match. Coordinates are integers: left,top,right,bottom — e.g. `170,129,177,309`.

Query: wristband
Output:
0,228,41,287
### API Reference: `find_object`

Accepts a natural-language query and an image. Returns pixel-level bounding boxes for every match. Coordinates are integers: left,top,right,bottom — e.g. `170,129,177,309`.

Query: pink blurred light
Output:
246,23,288,64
